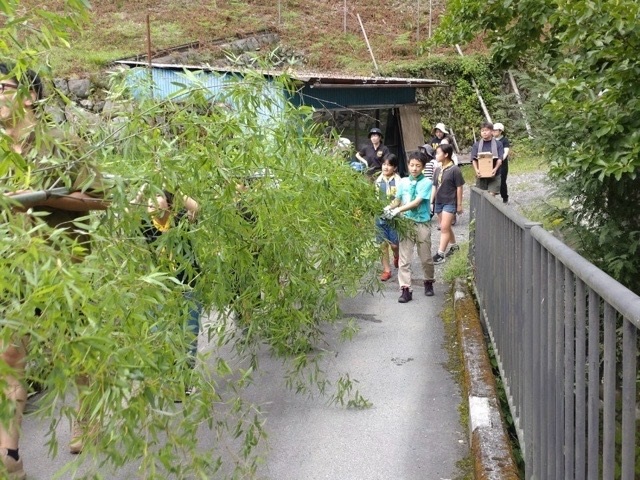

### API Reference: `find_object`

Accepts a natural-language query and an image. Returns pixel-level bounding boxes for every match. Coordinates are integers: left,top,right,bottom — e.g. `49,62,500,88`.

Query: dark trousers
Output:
500,160,509,202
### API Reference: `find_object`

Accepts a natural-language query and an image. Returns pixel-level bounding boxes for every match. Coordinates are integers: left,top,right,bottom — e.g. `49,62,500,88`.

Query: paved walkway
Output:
246,281,468,479
20,220,469,479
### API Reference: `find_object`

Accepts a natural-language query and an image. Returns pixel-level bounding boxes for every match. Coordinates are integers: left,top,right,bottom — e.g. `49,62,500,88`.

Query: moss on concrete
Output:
453,279,520,480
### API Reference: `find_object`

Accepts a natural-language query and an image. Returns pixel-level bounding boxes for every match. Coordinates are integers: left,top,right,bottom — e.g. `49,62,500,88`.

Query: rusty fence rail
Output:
469,187,640,480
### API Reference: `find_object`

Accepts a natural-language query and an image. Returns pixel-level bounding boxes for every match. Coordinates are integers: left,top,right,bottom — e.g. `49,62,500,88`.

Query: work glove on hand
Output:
381,205,393,220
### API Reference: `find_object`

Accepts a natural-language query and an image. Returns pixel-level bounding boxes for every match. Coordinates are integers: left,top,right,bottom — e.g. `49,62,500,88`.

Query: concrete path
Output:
19,224,469,479
247,276,468,480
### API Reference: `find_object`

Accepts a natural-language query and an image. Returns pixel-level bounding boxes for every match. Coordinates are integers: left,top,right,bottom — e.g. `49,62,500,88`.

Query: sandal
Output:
380,271,392,281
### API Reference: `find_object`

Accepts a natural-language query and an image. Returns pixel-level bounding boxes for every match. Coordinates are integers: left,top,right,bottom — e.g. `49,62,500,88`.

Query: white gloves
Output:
382,206,401,219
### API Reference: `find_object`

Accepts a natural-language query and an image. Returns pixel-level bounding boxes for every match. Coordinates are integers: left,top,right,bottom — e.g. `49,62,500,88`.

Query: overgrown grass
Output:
440,288,473,480
519,200,567,233
21,0,486,77
487,343,526,476
508,138,548,175
44,19,187,76
442,242,470,283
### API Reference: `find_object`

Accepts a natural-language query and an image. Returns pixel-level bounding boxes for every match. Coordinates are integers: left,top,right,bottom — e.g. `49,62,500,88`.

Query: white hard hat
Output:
493,122,505,131
433,122,449,134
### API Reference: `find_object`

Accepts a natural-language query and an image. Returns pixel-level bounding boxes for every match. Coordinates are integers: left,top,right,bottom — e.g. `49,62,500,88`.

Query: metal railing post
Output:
564,268,575,479
522,222,540,478
472,199,640,480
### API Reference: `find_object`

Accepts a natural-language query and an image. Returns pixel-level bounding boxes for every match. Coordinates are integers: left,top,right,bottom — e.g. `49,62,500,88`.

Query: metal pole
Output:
357,14,380,76
507,70,533,138
455,44,492,123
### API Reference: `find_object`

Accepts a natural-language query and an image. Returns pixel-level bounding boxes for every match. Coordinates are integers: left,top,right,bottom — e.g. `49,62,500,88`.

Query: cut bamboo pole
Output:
357,13,380,76
449,127,461,154
507,70,534,138
455,44,492,123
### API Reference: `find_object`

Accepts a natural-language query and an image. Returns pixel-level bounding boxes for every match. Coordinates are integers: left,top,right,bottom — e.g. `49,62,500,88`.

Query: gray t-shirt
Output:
433,164,465,206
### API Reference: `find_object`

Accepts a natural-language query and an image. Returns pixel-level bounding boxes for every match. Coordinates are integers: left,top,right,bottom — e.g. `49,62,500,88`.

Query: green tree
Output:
1,3,380,477
436,0,640,293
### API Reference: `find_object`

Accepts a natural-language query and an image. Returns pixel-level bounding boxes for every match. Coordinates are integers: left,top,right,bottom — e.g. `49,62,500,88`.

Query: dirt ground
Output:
24,0,489,76
507,170,549,213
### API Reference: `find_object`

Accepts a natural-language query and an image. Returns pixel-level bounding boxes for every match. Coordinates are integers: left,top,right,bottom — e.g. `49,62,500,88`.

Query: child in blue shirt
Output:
385,152,435,302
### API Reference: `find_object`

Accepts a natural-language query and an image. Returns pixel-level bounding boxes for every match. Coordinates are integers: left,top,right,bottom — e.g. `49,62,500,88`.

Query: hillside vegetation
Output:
25,0,486,77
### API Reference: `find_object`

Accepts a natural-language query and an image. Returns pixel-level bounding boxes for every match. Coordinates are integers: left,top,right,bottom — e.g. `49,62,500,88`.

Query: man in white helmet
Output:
492,122,511,204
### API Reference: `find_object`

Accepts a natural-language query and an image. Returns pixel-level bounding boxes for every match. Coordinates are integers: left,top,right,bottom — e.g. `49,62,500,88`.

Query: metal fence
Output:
469,187,640,480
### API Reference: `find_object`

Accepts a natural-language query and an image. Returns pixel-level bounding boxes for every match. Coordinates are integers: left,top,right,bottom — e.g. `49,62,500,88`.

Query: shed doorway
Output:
315,104,425,177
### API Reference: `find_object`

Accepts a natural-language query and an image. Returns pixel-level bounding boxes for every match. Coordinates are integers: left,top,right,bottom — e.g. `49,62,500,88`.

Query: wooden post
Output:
428,0,432,39
146,14,154,100
343,0,347,33
416,0,420,43
455,44,492,123
357,13,380,76
508,70,534,138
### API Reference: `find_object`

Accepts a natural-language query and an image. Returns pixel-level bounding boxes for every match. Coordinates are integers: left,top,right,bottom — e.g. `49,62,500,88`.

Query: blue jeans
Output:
375,217,399,245
434,203,457,214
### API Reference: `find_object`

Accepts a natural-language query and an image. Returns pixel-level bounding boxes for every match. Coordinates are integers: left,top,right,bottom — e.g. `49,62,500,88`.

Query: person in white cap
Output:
429,122,450,149
492,122,511,204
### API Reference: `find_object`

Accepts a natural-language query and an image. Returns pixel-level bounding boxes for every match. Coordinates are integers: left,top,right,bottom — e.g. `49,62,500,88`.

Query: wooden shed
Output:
115,44,443,175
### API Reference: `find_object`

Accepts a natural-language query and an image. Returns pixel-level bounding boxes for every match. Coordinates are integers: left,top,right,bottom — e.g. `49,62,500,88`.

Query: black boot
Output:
398,286,413,303
424,280,434,297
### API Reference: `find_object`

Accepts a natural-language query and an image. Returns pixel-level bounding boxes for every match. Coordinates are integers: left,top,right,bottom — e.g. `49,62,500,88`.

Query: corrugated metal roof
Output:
124,65,420,110
125,68,285,124
114,62,444,89
114,35,444,88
